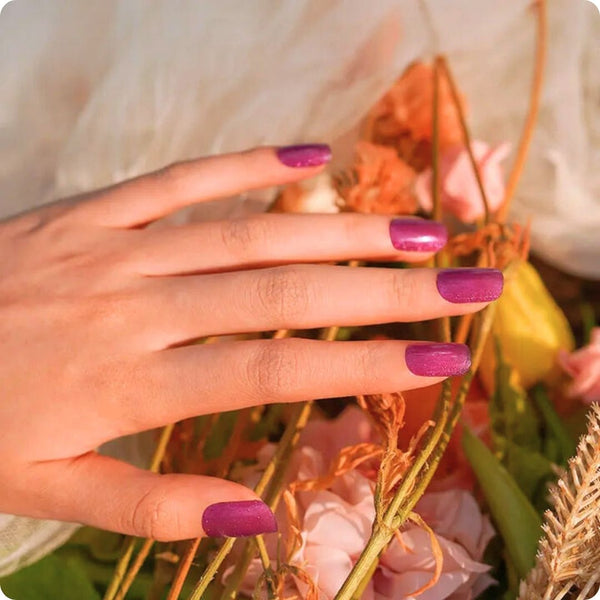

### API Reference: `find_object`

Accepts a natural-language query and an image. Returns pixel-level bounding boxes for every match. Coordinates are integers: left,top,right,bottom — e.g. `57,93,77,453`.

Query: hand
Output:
0,144,502,540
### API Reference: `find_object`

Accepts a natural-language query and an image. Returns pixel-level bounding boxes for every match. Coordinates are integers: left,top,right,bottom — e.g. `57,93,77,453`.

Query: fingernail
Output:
405,343,471,377
389,219,447,252
202,500,277,538
437,268,504,303
276,144,332,167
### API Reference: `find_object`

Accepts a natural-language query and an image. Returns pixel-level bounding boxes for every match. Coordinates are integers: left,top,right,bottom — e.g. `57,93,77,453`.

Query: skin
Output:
0,146,496,541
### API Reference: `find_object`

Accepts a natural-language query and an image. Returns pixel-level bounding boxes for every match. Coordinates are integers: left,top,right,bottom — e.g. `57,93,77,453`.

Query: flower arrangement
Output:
3,2,600,600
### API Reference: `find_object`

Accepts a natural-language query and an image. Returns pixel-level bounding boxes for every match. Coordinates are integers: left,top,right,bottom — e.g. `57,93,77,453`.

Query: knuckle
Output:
219,216,273,258
246,341,298,400
152,160,193,194
129,487,179,540
253,267,311,322
355,343,382,382
387,270,416,307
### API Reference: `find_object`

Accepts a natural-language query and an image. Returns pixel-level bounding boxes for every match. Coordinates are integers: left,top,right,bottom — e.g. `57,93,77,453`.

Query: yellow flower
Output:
479,260,575,391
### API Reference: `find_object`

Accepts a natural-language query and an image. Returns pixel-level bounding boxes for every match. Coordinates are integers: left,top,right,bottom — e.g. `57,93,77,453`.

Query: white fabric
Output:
0,0,598,576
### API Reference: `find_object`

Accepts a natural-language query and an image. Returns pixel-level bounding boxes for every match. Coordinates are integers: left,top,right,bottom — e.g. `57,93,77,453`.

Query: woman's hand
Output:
0,145,502,540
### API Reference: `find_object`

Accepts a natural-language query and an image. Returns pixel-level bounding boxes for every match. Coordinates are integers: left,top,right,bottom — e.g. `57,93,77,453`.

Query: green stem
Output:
334,528,389,600
188,539,236,600
103,538,138,600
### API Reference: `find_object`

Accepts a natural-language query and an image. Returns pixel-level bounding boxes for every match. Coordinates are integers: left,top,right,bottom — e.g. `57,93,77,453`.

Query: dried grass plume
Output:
519,404,600,600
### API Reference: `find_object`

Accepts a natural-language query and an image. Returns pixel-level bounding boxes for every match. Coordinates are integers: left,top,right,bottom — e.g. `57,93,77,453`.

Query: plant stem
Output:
431,56,451,344
432,57,442,224
188,538,237,600
334,528,389,600
103,538,138,600
166,539,201,600
497,0,547,222
115,538,154,600
211,267,358,600
439,57,492,224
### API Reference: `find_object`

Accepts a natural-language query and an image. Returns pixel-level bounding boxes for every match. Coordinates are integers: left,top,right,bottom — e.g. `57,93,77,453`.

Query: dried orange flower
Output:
369,62,465,152
336,141,417,215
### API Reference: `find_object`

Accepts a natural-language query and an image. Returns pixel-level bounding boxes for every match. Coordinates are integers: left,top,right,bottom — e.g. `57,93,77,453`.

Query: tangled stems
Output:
188,269,355,600
334,301,498,600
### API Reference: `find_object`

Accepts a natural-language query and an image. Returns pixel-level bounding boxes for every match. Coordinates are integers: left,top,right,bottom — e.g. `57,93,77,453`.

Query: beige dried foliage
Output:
519,404,600,600
358,393,432,502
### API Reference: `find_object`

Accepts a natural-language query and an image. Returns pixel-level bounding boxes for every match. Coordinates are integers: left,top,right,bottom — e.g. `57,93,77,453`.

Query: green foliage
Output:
466,340,579,597
0,554,100,600
489,338,541,456
462,427,542,580
489,340,577,510
532,384,577,465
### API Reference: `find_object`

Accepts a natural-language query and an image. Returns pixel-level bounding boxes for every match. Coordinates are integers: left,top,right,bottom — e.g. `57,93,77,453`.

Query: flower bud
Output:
479,260,574,392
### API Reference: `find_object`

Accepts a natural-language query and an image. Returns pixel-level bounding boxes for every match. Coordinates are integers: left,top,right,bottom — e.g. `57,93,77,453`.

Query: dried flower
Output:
273,173,341,213
230,408,494,600
415,141,510,223
336,141,417,215
559,328,600,404
369,62,464,151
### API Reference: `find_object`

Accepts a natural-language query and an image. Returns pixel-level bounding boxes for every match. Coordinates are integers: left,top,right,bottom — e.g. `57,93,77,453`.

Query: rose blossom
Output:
559,327,600,403
415,141,510,223
230,407,494,600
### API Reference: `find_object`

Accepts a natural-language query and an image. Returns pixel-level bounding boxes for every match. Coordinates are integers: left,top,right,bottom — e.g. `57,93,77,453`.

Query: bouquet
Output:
3,2,600,600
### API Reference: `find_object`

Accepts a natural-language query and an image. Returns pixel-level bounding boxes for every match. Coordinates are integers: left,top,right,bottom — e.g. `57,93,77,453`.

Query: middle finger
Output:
141,265,503,349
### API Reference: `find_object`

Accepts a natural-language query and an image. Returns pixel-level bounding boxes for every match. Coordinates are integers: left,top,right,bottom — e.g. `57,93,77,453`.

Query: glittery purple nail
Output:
389,219,448,252
405,343,471,377
202,500,277,538
437,268,504,303
276,144,332,167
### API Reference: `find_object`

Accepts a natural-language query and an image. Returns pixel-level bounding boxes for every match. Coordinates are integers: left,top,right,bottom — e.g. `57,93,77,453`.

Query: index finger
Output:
73,145,332,228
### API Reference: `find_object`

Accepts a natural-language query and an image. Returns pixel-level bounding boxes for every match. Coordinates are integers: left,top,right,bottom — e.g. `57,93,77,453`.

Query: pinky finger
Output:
17,453,277,540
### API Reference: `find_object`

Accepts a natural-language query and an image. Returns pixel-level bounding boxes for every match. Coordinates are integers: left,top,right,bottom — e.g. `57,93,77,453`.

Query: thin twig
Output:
114,539,155,600
497,0,547,222
439,57,492,224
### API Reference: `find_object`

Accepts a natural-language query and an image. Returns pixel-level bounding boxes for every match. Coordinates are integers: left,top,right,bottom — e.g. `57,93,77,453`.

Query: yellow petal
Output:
479,260,574,392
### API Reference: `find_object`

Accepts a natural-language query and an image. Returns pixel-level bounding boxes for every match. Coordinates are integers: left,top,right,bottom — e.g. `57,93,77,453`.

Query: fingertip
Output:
275,143,332,168
436,268,504,304
389,218,448,253
202,499,277,538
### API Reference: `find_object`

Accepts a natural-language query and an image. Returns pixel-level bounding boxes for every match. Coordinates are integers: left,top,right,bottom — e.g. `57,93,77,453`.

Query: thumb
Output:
21,452,277,541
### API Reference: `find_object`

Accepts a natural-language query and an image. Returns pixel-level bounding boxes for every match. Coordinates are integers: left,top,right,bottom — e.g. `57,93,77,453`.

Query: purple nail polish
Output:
437,268,504,303
389,219,448,252
202,500,277,538
276,144,332,168
405,343,471,377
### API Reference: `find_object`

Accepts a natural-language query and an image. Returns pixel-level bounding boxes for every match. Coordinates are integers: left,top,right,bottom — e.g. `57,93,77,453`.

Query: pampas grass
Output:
519,404,600,600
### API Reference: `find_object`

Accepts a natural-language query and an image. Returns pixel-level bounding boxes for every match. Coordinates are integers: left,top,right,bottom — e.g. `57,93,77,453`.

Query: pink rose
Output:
415,141,510,223
559,327,600,403
230,408,494,600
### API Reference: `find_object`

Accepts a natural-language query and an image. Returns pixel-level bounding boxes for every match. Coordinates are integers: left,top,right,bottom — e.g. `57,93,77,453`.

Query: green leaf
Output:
532,385,577,465
503,440,556,511
0,554,100,600
490,339,541,456
462,427,542,579
65,527,124,562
